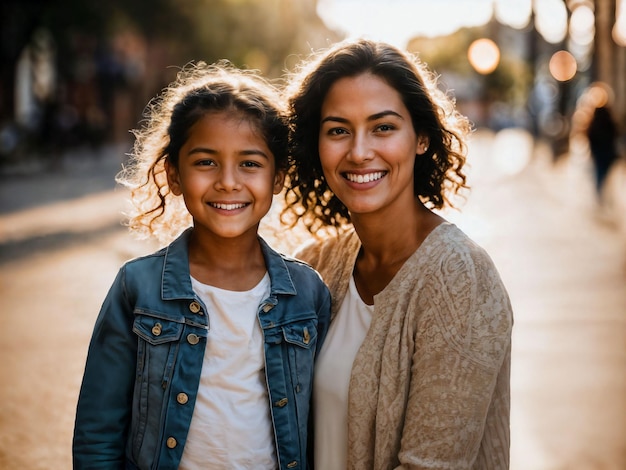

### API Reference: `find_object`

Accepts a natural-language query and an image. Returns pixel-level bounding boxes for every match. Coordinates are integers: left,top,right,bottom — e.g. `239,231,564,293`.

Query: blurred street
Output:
0,129,625,469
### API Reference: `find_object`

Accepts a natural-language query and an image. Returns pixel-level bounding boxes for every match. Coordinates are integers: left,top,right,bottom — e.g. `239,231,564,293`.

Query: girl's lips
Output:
208,202,249,210
343,171,387,184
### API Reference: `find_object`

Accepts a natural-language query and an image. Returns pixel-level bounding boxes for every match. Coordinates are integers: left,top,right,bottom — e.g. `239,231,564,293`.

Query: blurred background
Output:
0,0,625,469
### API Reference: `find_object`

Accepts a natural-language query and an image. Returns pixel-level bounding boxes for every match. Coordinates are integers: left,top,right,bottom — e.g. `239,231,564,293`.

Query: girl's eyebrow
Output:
186,147,269,159
320,110,404,125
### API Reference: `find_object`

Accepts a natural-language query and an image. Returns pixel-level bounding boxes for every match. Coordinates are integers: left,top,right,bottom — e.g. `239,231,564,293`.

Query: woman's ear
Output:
165,159,182,196
273,169,286,195
416,135,430,155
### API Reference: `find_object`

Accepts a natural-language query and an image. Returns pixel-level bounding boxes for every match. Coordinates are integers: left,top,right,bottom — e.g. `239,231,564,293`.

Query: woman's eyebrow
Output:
320,110,404,125
368,110,404,121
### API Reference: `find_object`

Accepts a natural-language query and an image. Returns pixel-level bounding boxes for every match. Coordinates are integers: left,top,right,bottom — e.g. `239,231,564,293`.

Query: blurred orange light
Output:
549,50,577,81
468,38,500,74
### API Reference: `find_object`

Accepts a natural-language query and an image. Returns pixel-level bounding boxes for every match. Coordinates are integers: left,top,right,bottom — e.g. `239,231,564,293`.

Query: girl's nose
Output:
215,167,242,191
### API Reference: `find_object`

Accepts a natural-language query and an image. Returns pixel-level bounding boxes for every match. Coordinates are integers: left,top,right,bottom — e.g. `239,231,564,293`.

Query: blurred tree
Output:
0,0,340,157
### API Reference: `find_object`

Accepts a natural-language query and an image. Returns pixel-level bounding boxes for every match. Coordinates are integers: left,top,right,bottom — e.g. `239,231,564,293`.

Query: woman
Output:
282,39,513,469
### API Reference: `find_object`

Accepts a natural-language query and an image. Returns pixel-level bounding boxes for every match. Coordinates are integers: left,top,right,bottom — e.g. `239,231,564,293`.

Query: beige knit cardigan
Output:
296,223,513,470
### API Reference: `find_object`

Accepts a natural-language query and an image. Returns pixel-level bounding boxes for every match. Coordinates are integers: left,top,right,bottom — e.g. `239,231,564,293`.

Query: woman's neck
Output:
351,201,442,265
350,202,444,304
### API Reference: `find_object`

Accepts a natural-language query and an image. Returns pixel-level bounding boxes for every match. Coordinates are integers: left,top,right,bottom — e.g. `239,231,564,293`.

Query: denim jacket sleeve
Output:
73,265,137,468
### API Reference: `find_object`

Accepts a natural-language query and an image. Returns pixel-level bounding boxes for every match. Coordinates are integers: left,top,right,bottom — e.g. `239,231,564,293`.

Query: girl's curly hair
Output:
281,39,471,235
117,60,288,244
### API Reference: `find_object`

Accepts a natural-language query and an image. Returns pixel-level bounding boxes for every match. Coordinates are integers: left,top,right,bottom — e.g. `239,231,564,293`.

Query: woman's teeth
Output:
345,172,385,183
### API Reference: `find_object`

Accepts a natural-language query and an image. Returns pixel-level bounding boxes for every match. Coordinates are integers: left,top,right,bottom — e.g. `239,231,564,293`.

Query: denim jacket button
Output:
187,334,200,345
262,303,273,313
176,392,189,405
166,437,177,448
287,461,298,468
151,323,162,336
274,397,288,407
189,301,202,314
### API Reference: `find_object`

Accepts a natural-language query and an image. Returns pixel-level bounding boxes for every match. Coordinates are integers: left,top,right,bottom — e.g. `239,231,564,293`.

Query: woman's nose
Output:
347,133,374,163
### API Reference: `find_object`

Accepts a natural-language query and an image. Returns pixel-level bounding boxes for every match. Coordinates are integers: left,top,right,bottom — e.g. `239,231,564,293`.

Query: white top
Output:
179,273,276,470
313,275,373,470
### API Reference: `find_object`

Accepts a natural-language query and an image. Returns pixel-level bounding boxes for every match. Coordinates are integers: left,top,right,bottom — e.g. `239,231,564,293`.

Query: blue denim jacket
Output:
73,229,331,469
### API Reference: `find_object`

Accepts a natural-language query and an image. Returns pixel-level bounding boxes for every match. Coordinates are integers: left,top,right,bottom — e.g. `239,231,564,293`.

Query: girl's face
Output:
166,111,284,241
318,73,428,218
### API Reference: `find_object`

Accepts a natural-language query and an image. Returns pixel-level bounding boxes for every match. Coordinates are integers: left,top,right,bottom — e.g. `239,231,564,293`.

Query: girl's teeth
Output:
346,172,384,183
213,203,246,210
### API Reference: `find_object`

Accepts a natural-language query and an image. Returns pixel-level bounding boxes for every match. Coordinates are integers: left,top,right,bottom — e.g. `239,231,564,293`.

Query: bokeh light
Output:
534,0,568,43
613,0,626,46
468,38,500,74
494,0,532,29
549,50,577,81
569,4,595,46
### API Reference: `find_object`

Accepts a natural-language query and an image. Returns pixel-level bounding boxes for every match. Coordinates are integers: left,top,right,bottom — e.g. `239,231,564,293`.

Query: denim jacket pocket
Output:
133,312,184,345
282,321,318,350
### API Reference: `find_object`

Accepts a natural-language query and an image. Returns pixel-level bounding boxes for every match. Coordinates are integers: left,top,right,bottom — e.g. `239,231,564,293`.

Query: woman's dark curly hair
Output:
282,39,471,235
117,60,288,243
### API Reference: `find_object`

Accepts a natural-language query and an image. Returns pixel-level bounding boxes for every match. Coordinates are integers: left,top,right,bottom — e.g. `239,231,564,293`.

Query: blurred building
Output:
593,0,625,122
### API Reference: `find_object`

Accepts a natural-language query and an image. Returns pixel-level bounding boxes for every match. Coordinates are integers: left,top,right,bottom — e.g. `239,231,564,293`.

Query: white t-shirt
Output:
179,273,276,470
313,275,373,470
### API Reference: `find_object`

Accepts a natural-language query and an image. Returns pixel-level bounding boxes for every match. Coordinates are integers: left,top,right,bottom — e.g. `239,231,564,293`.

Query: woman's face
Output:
318,73,428,218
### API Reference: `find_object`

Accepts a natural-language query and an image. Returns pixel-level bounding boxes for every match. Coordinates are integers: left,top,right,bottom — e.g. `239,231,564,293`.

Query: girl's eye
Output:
241,160,262,168
196,159,216,166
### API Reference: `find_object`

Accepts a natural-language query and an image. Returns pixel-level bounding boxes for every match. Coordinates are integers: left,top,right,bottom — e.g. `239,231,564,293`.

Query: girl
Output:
283,39,513,469
73,61,331,469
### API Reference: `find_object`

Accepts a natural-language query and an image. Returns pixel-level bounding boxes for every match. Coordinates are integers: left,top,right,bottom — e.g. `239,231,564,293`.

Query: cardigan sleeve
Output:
397,243,513,469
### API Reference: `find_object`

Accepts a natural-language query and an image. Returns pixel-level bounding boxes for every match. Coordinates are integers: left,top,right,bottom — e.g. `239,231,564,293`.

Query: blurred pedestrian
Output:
282,38,513,469
73,61,330,469
586,105,620,201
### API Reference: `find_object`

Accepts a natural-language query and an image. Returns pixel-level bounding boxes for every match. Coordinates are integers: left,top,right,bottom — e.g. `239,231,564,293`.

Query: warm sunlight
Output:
317,0,494,47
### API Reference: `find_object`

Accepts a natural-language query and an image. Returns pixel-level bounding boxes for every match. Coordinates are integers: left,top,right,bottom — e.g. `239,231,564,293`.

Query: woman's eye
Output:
376,124,395,132
327,127,348,136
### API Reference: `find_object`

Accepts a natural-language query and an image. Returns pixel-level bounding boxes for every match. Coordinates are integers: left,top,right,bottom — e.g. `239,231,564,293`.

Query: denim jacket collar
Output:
160,228,297,301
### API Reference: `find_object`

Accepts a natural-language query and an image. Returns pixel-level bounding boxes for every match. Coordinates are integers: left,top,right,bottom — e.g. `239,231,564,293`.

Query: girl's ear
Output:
273,169,286,195
165,159,182,196
416,135,430,155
